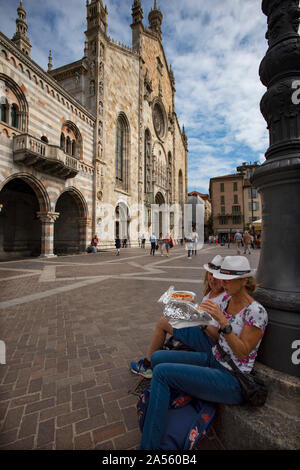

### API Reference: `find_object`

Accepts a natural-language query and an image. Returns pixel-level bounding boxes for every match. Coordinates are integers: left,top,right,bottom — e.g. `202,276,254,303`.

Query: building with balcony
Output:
209,163,262,241
0,1,188,258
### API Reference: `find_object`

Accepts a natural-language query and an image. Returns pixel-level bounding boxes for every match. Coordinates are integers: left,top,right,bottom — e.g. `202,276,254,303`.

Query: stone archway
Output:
54,189,88,255
115,202,130,243
0,176,47,257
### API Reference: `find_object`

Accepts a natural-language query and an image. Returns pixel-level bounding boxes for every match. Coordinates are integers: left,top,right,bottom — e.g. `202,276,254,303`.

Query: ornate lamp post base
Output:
252,0,300,378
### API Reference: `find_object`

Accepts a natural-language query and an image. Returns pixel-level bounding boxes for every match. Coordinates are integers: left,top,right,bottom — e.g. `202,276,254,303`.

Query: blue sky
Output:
0,0,269,194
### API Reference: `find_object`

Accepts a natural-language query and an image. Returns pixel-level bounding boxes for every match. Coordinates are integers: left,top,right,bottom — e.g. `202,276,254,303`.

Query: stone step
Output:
212,363,300,450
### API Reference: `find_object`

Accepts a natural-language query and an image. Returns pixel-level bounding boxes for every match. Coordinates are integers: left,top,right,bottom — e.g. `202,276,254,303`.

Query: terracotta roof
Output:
188,191,209,199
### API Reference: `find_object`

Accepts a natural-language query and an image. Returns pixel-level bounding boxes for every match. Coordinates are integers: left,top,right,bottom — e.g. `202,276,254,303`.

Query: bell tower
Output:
148,0,163,41
131,0,144,52
86,0,108,37
12,1,32,57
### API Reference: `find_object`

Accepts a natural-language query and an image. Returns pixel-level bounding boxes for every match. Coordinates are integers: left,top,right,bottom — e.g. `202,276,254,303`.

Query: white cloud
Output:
0,0,269,193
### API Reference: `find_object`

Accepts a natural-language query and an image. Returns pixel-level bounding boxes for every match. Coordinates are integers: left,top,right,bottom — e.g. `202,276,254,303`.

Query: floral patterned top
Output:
211,297,268,374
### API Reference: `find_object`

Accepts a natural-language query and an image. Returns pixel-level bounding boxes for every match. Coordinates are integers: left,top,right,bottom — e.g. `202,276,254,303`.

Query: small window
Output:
220,183,224,192
0,103,8,123
233,182,238,191
221,195,225,204
234,194,238,204
11,104,19,128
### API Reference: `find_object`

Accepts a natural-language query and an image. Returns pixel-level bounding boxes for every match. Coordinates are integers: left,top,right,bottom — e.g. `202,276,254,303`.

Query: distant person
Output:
115,236,121,256
91,234,98,253
158,233,165,257
234,231,242,254
191,228,199,255
243,231,252,255
150,233,157,256
228,234,231,248
141,234,146,249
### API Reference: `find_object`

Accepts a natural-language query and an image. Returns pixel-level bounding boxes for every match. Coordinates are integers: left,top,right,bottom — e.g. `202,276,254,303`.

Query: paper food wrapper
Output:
158,286,213,326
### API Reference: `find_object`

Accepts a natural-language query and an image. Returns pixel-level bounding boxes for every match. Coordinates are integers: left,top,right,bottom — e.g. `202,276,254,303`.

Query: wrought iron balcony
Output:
13,134,79,179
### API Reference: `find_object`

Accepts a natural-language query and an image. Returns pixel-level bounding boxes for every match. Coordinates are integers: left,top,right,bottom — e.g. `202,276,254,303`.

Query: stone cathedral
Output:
0,0,188,257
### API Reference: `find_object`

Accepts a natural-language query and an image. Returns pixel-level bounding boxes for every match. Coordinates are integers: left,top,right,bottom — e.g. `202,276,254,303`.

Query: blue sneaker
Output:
130,359,153,379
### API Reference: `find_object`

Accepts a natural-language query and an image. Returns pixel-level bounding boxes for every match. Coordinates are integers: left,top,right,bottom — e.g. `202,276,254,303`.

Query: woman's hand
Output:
201,300,229,329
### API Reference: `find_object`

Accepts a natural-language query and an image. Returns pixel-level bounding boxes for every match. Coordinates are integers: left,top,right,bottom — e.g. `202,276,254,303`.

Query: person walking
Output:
191,228,199,255
234,231,242,254
243,231,252,255
141,234,146,249
150,233,157,256
115,236,121,256
158,233,165,257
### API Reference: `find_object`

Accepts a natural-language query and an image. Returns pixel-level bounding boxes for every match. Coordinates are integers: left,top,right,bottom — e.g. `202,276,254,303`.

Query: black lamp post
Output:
252,0,300,377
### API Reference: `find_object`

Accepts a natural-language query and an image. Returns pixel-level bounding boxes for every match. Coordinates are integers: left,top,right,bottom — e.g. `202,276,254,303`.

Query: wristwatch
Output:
218,324,233,335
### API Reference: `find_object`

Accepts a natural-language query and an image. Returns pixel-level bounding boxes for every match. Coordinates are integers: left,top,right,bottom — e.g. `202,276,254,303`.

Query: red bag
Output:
169,237,174,248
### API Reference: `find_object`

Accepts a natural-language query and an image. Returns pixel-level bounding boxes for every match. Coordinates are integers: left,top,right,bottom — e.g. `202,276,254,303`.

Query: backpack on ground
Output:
137,387,216,450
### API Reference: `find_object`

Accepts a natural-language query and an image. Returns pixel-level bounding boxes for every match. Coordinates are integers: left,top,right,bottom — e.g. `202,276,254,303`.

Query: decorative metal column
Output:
252,0,300,377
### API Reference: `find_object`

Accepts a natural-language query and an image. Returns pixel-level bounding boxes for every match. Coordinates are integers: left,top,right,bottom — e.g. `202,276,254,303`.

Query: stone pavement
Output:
0,243,260,450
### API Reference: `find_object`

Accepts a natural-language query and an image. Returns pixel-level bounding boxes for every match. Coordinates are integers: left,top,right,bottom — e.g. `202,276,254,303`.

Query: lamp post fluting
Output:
252,0,300,377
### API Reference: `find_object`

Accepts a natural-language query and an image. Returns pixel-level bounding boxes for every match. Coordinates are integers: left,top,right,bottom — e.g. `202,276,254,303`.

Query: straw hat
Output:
203,255,224,274
213,256,256,280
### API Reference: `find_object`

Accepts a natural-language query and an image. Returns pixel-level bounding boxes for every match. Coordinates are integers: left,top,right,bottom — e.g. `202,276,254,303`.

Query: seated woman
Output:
130,255,226,379
140,256,268,450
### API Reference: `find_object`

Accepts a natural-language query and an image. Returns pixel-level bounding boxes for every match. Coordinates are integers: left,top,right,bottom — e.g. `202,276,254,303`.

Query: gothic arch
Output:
115,112,130,191
55,187,88,219
0,73,28,132
0,173,50,212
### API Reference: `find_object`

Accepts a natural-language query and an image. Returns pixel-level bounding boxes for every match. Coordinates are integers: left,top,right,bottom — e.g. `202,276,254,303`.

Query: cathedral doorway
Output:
154,192,167,237
54,190,87,255
115,202,130,243
0,177,43,257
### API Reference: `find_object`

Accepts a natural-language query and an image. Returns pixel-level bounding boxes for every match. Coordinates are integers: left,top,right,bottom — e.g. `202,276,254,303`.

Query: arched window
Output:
0,102,7,123
60,121,82,159
115,113,130,190
72,140,76,157
0,74,28,131
66,136,71,155
179,170,184,206
11,104,19,128
60,133,65,151
144,129,151,193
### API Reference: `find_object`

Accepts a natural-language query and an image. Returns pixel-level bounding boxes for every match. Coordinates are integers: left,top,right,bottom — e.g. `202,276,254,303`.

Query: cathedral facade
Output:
0,0,188,257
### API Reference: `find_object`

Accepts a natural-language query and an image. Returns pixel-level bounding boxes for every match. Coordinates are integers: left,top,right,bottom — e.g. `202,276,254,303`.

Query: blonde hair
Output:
203,271,210,296
245,276,257,293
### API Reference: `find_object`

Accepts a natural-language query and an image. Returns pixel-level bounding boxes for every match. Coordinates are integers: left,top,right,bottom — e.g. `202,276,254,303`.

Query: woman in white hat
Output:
200,256,268,375
140,256,268,450
130,255,226,379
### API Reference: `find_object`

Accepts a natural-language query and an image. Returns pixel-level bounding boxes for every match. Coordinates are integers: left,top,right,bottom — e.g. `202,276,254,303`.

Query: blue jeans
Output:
140,328,243,450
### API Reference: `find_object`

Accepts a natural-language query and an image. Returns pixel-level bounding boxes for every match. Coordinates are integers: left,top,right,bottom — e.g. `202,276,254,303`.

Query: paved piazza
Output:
0,244,260,450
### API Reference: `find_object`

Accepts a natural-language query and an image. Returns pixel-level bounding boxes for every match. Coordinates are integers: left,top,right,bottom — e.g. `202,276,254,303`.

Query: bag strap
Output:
216,342,244,376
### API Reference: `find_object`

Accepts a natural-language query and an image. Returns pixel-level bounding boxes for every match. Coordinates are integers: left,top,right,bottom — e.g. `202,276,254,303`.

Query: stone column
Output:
252,0,300,377
78,216,89,252
37,211,59,258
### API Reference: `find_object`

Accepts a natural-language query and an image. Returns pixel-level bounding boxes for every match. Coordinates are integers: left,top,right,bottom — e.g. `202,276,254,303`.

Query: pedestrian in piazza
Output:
165,234,173,257
91,234,98,253
141,234,146,249
150,233,157,256
243,231,252,255
158,233,165,257
115,236,121,256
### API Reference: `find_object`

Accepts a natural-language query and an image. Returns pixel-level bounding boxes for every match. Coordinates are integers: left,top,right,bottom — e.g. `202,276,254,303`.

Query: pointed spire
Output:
12,1,32,57
148,0,163,41
48,50,53,72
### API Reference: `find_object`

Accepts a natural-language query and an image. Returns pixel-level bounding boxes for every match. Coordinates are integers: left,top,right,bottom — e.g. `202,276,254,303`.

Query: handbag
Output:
216,343,268,407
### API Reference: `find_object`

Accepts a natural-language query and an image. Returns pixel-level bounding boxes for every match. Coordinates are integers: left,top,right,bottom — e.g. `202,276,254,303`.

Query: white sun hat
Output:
213,256,256,280
203,255,224,274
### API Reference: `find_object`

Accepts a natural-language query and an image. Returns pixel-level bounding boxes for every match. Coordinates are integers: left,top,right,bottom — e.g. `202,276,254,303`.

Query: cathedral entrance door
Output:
54,191,85,255
0,177,43,258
